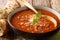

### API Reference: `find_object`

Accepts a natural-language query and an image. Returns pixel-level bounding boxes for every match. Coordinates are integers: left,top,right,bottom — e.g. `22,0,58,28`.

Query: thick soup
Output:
11,9,60,33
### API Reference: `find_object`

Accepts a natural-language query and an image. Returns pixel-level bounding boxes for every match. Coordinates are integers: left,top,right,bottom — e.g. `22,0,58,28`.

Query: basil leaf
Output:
35,12,42,19
32,19,37,24
32,12,42,24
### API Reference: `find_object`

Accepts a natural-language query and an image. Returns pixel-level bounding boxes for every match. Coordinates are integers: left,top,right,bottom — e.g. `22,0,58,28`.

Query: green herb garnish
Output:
32,12,42,24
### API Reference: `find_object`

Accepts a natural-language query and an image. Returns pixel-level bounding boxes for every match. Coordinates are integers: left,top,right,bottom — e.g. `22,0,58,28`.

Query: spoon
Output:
19,0,57,27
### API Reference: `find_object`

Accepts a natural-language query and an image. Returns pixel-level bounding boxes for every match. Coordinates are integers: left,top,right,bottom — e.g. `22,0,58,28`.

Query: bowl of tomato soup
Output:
8,6,60,34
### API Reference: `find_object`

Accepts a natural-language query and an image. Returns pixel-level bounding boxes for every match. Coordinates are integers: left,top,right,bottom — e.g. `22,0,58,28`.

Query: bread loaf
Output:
0,0,20,36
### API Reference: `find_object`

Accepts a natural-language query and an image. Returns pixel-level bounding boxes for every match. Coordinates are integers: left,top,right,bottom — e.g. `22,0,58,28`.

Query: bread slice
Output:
0,0,19,19
0,19,7,36
4,0,19,13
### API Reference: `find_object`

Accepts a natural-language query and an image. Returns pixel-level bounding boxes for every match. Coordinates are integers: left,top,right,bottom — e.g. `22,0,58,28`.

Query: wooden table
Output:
0,0,60,40
20,0,60,13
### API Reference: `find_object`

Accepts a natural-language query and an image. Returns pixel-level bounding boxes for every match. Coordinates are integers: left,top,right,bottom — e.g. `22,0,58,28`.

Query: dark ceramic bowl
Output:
7,6,60,35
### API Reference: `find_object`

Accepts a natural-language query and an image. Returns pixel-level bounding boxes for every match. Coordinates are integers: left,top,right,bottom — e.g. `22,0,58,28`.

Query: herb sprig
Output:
32,12,42,24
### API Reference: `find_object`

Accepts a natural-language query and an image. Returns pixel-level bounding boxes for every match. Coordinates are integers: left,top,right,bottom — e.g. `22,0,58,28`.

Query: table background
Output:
0,0,60,40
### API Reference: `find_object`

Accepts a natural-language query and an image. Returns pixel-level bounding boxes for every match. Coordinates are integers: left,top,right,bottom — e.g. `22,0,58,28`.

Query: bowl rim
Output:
7,6,60,34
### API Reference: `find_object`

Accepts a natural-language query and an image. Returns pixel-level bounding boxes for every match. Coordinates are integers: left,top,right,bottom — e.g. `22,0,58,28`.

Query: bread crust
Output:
0,19,7,36
0,0,19,19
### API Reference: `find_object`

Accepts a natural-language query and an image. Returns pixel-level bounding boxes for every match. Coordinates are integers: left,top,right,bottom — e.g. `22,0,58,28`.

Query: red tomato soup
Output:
10,9,60,33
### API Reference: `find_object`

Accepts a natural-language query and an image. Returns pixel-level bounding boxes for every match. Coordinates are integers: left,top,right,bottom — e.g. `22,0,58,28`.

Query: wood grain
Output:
17,0,32,7
51,0,60,13
33,0,50,7
27,0,32,5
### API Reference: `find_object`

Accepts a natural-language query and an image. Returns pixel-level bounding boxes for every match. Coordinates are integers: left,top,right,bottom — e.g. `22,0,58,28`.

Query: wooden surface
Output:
0,0,60,40
33,0,50,7
20,0,60,13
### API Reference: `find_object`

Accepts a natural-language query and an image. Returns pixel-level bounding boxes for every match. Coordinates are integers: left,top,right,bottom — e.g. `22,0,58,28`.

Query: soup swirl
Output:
10,9,60,33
